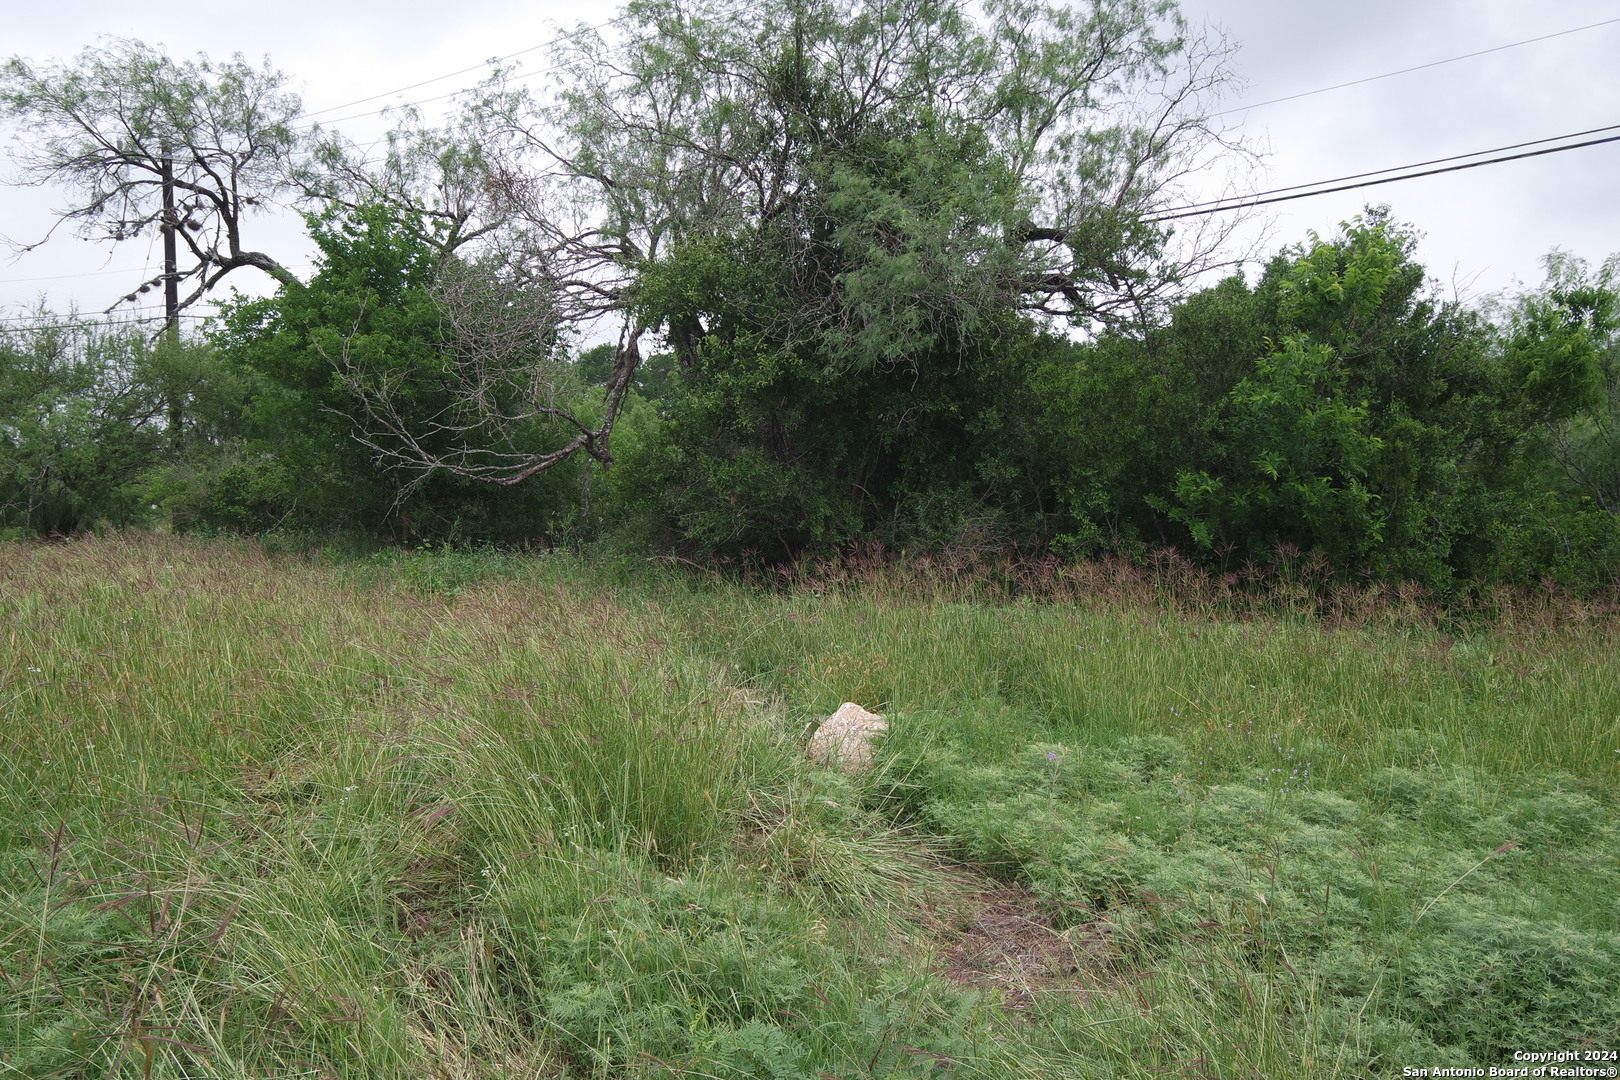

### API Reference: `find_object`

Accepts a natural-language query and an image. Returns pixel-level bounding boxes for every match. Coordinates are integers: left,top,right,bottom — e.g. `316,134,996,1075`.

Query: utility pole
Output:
161,149,183,448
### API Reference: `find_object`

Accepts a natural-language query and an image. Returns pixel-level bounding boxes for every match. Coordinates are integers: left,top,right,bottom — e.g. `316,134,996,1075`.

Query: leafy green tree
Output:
608,302,1056,558
319,0,1245,514
208,205,586,541
1034,271,1267,555
1499,253,1614,426
1173,216,1496,581
1164,334,1387,566
542,0,1240,331
1473,252,1620,585
0,318,166,535
496,0,1241,556
1040,212,1502,585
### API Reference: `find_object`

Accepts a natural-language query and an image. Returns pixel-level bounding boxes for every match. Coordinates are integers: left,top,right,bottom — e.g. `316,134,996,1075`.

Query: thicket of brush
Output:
2,535,1615,1078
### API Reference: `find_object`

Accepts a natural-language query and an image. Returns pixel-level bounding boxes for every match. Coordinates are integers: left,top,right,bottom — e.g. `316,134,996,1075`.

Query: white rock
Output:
807,702,887,771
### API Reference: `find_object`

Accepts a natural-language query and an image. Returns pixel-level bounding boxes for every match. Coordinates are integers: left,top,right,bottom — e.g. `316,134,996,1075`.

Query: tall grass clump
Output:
2,535,1616,1078
0,536,796,1077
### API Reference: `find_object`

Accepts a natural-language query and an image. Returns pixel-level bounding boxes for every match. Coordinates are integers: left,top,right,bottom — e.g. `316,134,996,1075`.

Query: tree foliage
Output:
535,0,1242,328
1166,215,1495,581
1034,214,1620,589
205,205,586,540
0,319,168,534
432,0,1237,556
3,9,1618,591
0,39,305,313
309,0,1246,496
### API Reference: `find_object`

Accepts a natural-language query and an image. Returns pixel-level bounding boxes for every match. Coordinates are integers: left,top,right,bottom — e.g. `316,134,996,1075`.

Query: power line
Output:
305,15,629,128
310,11,1620,128
10,16,1618,307
0,295,257,323
300,43,554,120
1214,15,1620,117
0,265,160,285
1162,121,1620,216
0,313,209,334
1146,128,1620,223
0,310,208,325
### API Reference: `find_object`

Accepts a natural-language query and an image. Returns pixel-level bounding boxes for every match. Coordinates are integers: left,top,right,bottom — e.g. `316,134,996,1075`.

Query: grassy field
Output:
1,536,1616,1079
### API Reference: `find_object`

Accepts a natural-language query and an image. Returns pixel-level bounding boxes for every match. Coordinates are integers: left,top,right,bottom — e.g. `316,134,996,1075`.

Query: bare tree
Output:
327,248,645,487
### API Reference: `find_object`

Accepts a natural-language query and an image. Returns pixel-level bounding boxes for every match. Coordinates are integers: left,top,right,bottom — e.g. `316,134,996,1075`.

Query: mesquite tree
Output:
319,0,1249,494
0,40,306,315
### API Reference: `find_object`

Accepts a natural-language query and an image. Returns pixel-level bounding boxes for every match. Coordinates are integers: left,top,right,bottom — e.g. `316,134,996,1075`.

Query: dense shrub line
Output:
4,214,1618,593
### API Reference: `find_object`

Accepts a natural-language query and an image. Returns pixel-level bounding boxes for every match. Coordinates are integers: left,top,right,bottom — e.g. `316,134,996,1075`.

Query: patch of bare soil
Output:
921,870,1116,1010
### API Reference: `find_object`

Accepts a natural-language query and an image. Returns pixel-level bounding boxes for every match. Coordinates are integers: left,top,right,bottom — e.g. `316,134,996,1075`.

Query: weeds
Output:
1,535,1615,1077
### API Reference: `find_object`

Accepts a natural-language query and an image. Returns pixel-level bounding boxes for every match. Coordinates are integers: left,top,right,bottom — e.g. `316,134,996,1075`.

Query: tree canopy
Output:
0,39,306,314
310,0,1247,487
3,4,1618,590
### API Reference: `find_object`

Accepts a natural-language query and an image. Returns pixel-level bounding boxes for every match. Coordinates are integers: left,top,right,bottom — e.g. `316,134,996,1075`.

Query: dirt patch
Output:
923,872,1115,1010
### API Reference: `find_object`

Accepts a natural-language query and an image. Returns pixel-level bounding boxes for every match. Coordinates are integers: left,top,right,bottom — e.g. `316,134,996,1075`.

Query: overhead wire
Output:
1212,15,1620,117
299,43,556,119
302,12,1620,132
0,265,163,285
0,309,210,323
304,14,1620,215
1146,127,1620,223
0,312,210,334
304,14,629,128
1156,121,1620,217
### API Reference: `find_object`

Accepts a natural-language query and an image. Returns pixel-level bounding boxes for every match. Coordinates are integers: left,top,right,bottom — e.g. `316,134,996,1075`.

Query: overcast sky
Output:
2,0,1617,328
